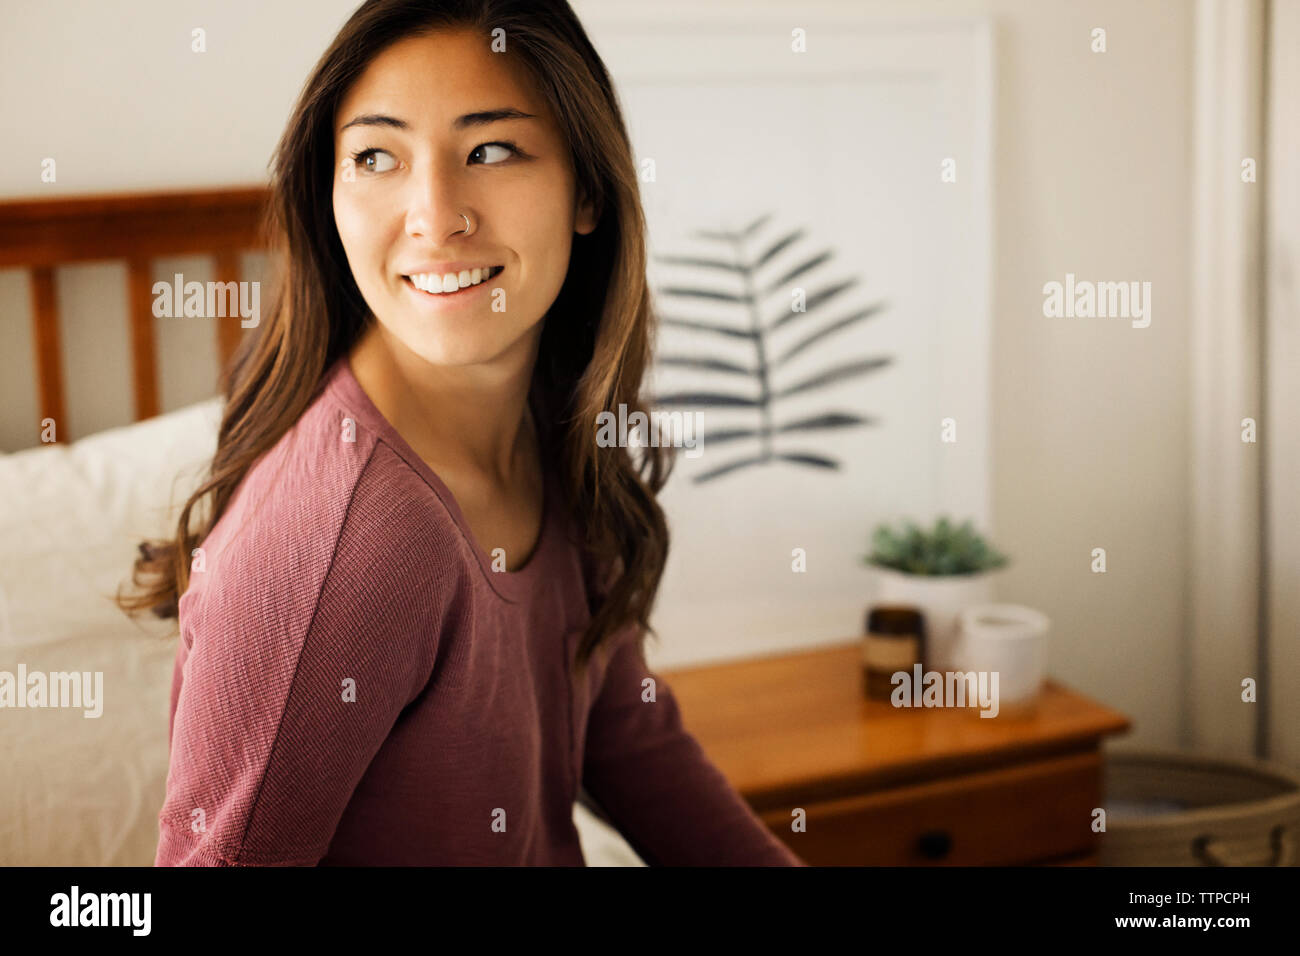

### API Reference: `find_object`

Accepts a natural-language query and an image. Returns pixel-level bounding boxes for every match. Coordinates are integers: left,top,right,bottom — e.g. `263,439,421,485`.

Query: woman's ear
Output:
575,188,600,236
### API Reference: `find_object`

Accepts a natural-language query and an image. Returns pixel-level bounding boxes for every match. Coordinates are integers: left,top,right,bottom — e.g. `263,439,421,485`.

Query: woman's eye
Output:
470,142,519,165
349,148,396,174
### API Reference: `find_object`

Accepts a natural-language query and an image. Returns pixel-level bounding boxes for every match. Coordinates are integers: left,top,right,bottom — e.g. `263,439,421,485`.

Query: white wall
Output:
803,0,1195,751
0,0,1196,751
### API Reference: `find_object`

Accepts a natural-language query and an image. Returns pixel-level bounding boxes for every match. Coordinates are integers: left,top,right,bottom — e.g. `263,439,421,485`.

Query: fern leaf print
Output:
650,213,892,483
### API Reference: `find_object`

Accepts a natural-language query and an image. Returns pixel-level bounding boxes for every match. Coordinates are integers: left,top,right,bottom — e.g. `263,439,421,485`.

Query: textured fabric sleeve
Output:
581,629,806,867
155,463,464,866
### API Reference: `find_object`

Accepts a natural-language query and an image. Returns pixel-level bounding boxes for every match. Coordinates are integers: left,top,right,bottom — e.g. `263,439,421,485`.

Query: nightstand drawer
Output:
760,750,1102,865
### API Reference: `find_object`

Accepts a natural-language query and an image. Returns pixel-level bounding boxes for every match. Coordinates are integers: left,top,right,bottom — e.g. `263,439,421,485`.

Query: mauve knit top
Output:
154,355,803,866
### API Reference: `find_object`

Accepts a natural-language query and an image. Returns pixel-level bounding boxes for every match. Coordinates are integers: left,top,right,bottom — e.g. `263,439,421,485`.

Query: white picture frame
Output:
577,7,995,667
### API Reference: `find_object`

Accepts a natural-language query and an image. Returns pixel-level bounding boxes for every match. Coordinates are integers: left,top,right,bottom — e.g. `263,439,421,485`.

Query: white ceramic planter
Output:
870,567,998,671
956,604,1050,706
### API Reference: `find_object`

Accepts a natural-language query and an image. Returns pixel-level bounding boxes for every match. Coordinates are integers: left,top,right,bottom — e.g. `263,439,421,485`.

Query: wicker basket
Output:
1099,749,1300,866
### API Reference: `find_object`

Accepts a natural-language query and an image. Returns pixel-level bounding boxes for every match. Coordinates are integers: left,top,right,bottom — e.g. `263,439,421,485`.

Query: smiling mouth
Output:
402,265,504,296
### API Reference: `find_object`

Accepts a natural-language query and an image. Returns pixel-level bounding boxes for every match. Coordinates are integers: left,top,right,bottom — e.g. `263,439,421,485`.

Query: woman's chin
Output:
401,335,510,370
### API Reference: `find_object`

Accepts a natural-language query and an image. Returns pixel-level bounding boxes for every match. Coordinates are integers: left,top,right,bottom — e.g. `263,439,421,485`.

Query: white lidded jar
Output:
956,603,1051,708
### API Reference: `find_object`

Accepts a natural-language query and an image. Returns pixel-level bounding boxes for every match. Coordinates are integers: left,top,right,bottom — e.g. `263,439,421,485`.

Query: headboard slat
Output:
29,266,66,443
214,249,243,371
127,258,159,421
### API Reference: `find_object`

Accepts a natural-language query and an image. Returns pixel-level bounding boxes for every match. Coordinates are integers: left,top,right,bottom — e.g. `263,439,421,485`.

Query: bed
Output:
0,185,644,866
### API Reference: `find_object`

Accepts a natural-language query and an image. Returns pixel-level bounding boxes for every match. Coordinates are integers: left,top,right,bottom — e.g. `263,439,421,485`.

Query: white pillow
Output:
0,397,221,864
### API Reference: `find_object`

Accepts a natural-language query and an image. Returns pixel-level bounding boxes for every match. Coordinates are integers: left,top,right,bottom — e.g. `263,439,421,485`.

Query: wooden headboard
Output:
0,186,273,442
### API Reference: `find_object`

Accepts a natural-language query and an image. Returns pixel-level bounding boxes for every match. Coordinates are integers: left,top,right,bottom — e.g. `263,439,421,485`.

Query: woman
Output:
118,0,803,866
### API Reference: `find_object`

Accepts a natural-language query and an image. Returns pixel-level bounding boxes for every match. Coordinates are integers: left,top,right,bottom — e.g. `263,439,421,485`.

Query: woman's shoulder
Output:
180,387,472,638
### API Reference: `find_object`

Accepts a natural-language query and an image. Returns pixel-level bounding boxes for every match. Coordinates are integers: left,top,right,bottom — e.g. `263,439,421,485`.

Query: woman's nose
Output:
404,158,472,241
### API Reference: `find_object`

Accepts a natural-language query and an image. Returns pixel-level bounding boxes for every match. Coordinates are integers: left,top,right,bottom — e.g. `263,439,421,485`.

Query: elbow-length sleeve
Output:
155,475,464,866
580,629,806,867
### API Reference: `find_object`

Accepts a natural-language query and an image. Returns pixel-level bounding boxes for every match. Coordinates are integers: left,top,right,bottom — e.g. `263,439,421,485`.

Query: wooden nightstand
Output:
661,640,1132,866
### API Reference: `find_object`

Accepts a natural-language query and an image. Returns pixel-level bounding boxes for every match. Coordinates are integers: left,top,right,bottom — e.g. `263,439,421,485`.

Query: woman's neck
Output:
346,322,539,486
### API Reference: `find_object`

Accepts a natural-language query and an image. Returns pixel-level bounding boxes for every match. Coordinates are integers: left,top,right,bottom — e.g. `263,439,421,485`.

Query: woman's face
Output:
332,29,596,370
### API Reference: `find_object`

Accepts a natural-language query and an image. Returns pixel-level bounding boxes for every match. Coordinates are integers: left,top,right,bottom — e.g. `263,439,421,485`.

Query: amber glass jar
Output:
862,606,926,700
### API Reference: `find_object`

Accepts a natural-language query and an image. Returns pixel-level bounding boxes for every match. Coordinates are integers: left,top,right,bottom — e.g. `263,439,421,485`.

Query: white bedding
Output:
0,396,642,865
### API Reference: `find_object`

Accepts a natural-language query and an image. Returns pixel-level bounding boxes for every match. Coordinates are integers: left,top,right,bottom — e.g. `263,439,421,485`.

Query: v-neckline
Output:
324,353,554,604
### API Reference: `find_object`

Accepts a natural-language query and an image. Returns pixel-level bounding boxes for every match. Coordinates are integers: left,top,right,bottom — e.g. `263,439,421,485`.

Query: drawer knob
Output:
917,830,952,860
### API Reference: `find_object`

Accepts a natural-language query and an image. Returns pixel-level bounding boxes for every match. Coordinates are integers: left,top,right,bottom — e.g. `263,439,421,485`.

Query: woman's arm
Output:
156,477,462,866
580,631,806,867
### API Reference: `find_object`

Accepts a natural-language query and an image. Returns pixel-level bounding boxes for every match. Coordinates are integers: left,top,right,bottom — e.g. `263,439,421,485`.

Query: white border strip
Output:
1188,0,1265,757
1265,0,1298,768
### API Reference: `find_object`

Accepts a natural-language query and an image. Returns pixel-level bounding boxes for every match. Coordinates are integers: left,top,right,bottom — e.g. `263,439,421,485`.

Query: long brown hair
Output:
116,0,674,675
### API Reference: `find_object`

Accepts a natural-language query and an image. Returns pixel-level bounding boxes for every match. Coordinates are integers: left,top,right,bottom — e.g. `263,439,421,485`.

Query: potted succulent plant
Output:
861,517,1010,671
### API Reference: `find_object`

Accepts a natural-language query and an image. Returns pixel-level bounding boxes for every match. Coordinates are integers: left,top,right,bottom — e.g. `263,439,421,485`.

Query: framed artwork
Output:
581,9,994,666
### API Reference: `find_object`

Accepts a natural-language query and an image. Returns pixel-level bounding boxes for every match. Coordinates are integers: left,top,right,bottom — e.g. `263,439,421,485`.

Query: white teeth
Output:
408,267,498,294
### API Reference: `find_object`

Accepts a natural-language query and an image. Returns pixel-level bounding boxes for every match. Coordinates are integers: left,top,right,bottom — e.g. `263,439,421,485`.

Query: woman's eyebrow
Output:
339,107,536,132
